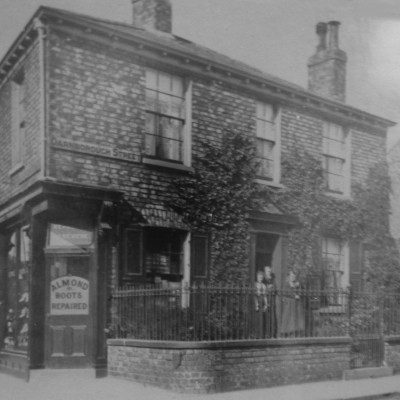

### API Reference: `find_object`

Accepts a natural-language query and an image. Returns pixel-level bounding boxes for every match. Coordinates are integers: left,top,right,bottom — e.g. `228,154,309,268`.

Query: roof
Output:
0,5,395,132
40,6,305,92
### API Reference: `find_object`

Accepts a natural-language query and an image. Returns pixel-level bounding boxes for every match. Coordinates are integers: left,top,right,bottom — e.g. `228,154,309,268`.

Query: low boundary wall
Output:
108,337,351,393
385,336,400,373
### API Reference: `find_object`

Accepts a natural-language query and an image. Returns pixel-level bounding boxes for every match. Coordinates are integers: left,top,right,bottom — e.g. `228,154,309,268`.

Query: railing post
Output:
347,284,352,338
379,286,385,366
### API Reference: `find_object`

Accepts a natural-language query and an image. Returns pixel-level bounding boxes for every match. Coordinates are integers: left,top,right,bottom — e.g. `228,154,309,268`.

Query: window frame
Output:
322,122,351,196
254,101,281,184
143,68,192,167
321,237,349,293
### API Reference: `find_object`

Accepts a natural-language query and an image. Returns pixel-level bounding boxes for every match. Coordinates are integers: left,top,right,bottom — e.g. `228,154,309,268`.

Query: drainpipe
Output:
33,18,47,180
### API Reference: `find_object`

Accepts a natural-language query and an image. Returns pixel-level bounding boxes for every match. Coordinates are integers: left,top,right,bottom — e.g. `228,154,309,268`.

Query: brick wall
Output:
47,30,385,207
108,338,351,393
0,41,41,202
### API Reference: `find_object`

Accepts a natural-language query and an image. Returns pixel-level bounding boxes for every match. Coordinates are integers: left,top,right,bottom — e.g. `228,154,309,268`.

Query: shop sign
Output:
49,224,93,247
51,137,139,162
50,276,89,315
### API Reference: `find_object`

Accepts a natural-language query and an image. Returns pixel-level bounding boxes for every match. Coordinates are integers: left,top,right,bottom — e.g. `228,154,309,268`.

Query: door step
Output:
343,366,394,380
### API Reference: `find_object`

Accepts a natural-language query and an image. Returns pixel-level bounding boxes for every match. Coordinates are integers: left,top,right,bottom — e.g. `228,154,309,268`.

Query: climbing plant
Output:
172,133,400,289
171,131,259,283
271,145,400,290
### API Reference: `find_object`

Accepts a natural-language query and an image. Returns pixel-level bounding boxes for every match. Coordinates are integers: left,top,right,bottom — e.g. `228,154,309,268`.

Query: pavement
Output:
1,369,400,400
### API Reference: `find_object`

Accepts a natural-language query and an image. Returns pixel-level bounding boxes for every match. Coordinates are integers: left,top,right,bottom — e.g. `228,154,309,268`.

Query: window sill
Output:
315,305,346,314
9,163,24,177
142,157,194,173
254,178,283,189
325,191,352,201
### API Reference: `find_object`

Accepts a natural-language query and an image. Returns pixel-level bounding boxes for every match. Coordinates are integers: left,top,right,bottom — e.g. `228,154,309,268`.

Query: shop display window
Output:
3,226,31,352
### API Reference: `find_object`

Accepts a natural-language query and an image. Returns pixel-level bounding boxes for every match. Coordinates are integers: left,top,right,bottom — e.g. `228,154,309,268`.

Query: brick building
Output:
0,0,394,378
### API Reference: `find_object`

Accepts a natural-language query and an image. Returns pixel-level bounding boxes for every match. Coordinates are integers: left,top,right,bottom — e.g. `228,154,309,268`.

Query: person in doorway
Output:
263,266,277,338
254,270,268,312
253,270,268,338
280,270,305,337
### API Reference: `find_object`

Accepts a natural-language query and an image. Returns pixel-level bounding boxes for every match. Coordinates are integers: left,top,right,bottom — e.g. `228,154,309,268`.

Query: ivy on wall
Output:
172,131,258,283
172,133,400,289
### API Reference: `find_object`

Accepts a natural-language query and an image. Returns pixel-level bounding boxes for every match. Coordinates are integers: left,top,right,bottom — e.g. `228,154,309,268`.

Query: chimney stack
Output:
131,0,172,33
307,21,347,102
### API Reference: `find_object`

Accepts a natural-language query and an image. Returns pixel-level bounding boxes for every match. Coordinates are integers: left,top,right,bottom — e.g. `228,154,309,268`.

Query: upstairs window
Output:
255,102,279,181
11,70,26,169
322,122,350,195
145,69,186,162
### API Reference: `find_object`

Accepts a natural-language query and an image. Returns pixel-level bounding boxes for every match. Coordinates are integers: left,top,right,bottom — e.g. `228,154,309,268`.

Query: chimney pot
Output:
327,21,341,49
316,22,327,51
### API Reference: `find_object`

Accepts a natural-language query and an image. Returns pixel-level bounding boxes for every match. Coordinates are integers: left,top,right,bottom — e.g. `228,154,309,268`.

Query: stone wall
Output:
108,338,351,393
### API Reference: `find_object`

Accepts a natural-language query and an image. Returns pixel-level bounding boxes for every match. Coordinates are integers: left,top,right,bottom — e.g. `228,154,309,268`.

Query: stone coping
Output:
108,336,351,349
386,336,400,343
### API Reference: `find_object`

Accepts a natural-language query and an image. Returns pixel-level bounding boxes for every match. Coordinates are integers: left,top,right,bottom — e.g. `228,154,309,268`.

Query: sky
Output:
1,0,400,148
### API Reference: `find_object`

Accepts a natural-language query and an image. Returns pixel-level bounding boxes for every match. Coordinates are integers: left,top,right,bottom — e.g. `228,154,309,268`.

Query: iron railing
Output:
108,285,400,342
107,285,400,369
109,285,350,340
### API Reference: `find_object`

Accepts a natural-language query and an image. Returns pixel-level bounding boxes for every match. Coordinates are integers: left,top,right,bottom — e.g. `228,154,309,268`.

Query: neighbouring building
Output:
389,141,400,248
0,0,395,378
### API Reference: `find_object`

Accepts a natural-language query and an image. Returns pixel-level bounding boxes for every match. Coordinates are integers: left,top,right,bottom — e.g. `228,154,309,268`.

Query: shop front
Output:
0,182,121,378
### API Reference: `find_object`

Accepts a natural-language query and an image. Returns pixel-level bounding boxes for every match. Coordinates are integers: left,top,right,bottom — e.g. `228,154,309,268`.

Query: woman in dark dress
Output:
280,270,305,337
263,266,277,338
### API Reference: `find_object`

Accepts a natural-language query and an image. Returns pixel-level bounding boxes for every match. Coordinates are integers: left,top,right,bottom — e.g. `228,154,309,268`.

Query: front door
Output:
45,253,92,368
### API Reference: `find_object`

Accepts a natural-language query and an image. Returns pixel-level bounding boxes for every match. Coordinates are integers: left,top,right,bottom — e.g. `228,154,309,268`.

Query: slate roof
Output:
39,6,305,93
0,5,395,130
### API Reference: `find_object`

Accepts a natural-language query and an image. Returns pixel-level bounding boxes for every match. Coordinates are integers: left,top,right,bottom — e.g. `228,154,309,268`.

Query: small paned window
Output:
255,102,277,180
322,122,348,194
145,69,185,162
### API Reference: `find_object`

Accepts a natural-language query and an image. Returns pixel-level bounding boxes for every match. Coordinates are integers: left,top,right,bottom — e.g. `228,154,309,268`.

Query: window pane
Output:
322,238,343,296
125,229,143,275
158,72,171,93
171,76,184,96
158,117,182,161
145,228,184,276
324,156,343,192
257,102,274,121
145,113,156,156
256,120,275,141
256,139,274,178
146,69,158,90
323,123,345,158
145,89,158,112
